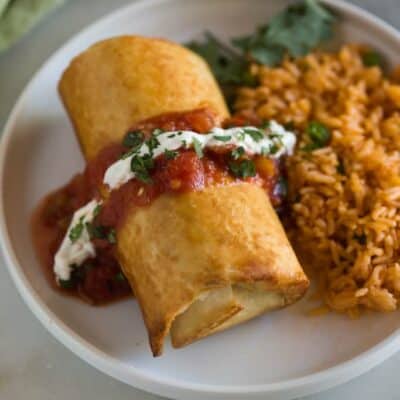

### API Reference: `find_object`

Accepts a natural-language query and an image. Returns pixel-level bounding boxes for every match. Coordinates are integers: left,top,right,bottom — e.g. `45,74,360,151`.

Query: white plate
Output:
1,0,400,399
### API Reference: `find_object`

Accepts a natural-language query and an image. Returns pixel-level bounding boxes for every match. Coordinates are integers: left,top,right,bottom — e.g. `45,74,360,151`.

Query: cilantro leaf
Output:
85,222,106,240
233,0,335,66
69,217,84,243
164,149,178,160
146,136,160,155
123,131,144,148
231,146,245,160
244,128,264,142
187,32,250,86
186,32,257,105
130,154,154,184
93,204,102,217
229,160,256,178
107,229,117,244
263,0,334,57
114,272,126,282
192,137,204,158
187,0,335,98
213,135,231,142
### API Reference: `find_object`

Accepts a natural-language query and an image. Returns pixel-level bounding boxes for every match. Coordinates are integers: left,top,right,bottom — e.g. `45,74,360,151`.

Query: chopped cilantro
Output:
93,204,102,217
236,131,246,141
114,272,126,282
123,131,144,148
146,136,160,155
58,264,79,289
229,159,256,178
86,222,117,244
85,222,106,240
269,143,280,154
107,229,117,244
231,146,245,160
244,128,264,142
164,149,178,160
213,135,231,142
130,154,154,184
58,278,75,289
192,138,204,158
260,120,271,129
69,216,84,243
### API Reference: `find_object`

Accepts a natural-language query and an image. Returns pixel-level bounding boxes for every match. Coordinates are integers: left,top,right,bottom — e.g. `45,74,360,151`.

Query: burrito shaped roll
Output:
59,35,229,160
57,36,309,356
117,183,309,356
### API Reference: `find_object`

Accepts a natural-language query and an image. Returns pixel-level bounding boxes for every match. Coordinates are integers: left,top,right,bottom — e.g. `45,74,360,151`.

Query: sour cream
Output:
104,121,296,190
53,199,101,281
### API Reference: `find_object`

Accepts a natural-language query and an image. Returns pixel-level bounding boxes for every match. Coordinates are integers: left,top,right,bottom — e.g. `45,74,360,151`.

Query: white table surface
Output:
1,0,400,399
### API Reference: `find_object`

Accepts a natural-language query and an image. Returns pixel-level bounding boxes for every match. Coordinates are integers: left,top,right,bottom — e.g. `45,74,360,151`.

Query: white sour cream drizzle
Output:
54,121,296,282
54,199,101,281
104,121,296,190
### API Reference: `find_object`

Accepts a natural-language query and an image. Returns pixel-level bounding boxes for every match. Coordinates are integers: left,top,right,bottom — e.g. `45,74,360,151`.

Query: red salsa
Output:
31,108,287,305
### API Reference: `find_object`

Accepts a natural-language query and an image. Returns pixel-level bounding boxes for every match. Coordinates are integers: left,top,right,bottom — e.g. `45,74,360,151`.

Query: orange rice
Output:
234,44,400,316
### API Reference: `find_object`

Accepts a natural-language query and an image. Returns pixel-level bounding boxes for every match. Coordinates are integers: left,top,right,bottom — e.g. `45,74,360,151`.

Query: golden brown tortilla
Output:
117,183,309,355
59,35,229,160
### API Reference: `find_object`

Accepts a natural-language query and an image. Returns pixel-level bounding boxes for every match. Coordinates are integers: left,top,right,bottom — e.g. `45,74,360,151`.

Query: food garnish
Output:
187,0,335,102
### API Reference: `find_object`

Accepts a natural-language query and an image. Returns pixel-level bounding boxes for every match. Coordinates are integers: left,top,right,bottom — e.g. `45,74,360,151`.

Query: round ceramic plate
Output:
2,0,400,399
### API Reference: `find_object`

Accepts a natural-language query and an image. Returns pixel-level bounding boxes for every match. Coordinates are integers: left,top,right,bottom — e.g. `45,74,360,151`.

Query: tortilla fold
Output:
117,183,309,355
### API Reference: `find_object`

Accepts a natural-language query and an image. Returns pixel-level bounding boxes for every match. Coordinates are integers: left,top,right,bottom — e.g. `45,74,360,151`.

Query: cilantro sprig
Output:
186,0,335,104
233,0,335,64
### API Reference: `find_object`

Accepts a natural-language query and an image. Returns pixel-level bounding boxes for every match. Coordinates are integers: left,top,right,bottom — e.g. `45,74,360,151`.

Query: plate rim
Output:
1,0,400,398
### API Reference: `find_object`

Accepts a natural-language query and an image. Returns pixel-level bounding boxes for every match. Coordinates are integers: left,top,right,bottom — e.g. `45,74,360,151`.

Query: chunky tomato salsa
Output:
32,108,288,304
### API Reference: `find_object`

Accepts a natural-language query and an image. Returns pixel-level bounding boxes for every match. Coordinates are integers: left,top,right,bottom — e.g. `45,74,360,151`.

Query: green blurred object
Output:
0,0,65,53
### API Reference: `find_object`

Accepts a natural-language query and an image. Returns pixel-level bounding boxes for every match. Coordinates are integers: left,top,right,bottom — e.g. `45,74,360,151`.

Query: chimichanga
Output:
58,35,309,356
